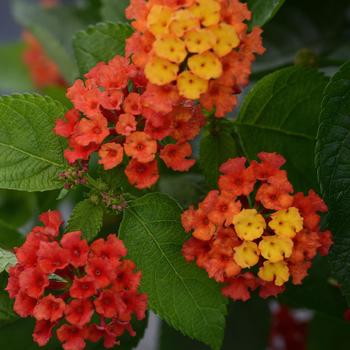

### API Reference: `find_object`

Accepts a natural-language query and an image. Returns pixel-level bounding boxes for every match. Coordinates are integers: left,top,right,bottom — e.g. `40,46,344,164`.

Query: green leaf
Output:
315,61,350,304
73,22,133,76
236,66,328,192
120,193,227,350
316,61,350,203
0,94,66,192
0,219,24,250
246,0,285,27
199,131,238,187
66,199,104,241
0,42,34,94
12,1,89,83
100,0,129,23
0,249,16,273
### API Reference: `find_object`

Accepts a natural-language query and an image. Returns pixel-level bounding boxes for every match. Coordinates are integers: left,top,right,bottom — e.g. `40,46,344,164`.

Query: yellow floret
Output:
147,5,173,37
145,56,179,85
269,207,304,238
212,23,240,57
188,51,222,80
184,28,216,54
258,261,290,286
190,0,221,27
258,236,293,263
232,209,266,241
234,241,260,268
177,71,208,99
154,35,187,64
169,9,200,37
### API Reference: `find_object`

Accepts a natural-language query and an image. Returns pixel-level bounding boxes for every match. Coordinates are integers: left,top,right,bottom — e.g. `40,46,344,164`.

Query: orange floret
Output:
160,142,196,171
124,131,157,163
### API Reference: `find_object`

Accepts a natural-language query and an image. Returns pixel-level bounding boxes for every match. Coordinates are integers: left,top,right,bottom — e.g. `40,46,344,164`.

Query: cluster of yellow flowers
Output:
144,0,240,99
233,207,303,286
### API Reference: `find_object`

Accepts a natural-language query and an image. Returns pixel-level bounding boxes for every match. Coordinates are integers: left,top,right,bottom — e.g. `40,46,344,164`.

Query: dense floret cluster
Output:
181,153,333,300
125,0,265,116
54,55,204,189
6,211,147,350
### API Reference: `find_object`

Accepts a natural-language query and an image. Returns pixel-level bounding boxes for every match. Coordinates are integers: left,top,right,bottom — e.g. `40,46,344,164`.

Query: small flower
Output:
33,294,66,322
232,209,266,241
61,231,89,268
160,142,195,171
124,131,157,163
125,159,159,189
70,276,97,299
65,299,94,327
234,241,260,268
258,261,290,287
269,207,303,238
98,143,124,170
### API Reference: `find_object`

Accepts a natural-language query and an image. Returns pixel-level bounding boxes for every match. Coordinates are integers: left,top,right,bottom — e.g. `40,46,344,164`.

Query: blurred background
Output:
1,0,350,349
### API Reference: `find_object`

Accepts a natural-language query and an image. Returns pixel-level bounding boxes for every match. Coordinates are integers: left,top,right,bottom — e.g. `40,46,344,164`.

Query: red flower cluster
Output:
125,0,265,117
54,54,204,189
23,32,66,88
181,152,333,301
6,211,147,350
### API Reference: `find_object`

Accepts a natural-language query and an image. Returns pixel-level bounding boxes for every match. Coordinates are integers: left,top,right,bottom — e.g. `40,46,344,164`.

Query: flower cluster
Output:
54,54,204,189
23,32,66,88
181,152,333,301
6,211,147,350
125,0,265,117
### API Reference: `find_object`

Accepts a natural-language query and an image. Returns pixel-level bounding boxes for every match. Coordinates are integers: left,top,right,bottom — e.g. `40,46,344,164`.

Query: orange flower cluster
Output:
23,32,66,88
125,0,265,117
181,153,333,301
54,55,204,189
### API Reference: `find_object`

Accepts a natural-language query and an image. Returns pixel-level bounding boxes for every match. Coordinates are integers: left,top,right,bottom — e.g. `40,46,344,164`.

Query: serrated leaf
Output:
120,193,227,350
0,94,66,192
0,42,34,94
73,22,133,76
0,249,16,273
199,132,238,187
236,66,328,192
12,1,89,83
100,0,129,23
315,61,350,304
67,199,104,241
246,0,285,27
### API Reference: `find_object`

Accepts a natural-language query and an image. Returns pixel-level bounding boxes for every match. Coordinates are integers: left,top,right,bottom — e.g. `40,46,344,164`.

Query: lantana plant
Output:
0,0,350,349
